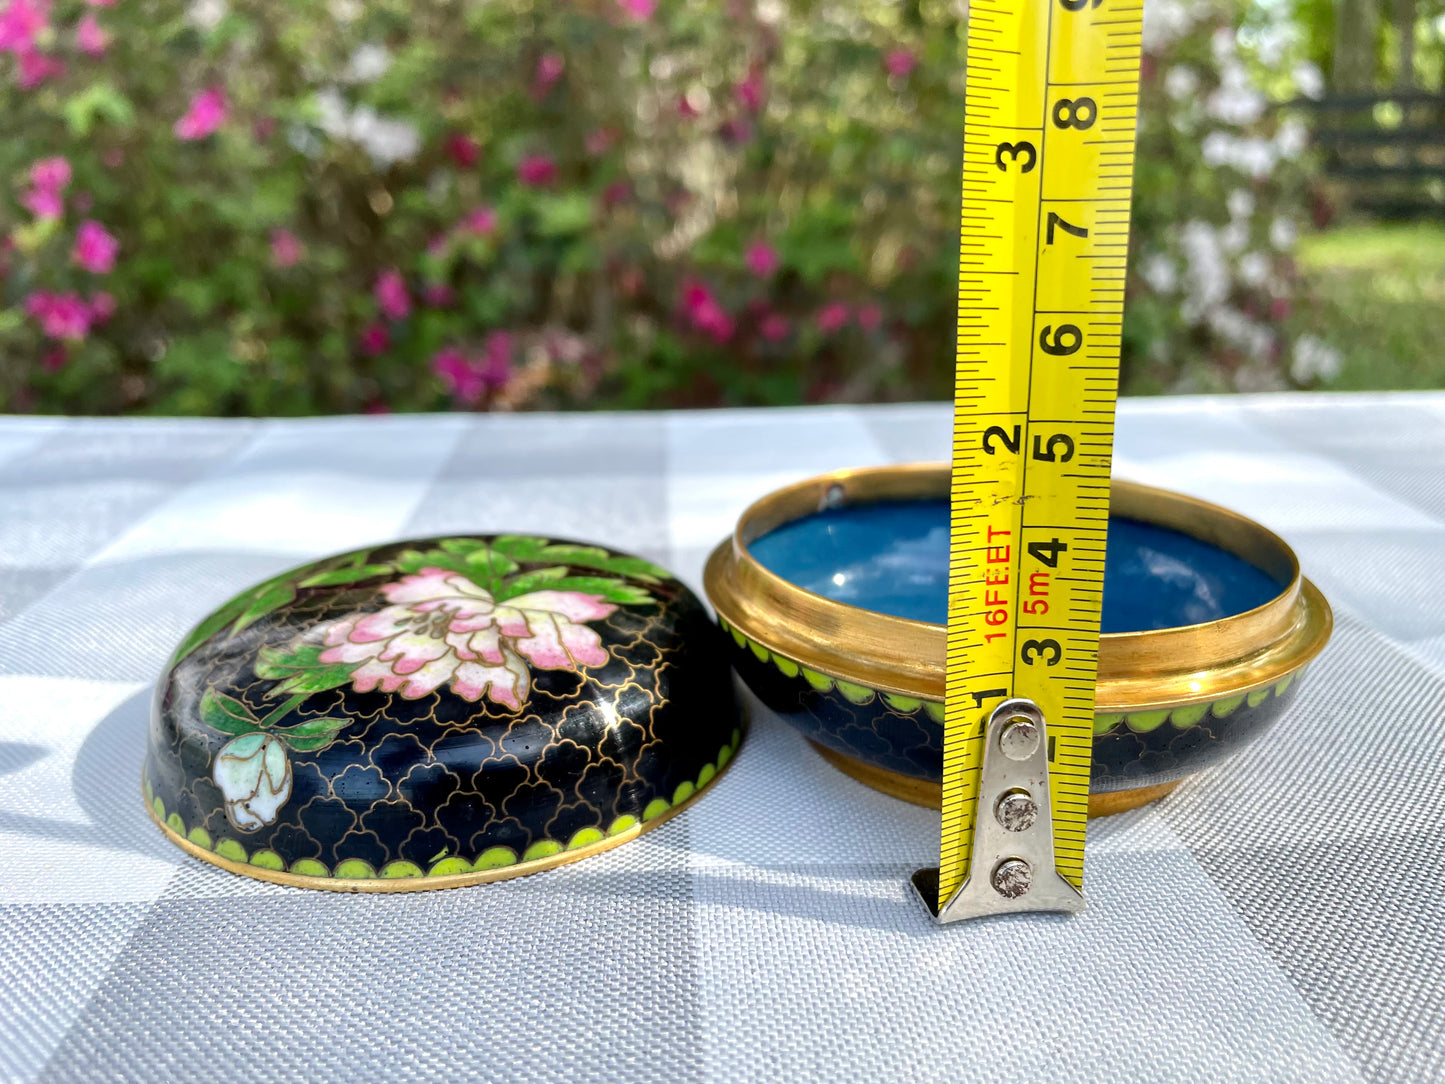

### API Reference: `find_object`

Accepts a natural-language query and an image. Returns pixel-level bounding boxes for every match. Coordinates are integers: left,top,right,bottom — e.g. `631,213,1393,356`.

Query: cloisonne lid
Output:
143,535,741,891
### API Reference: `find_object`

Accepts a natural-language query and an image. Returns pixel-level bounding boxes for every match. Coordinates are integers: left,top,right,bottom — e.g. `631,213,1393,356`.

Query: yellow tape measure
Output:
934,0,1143,913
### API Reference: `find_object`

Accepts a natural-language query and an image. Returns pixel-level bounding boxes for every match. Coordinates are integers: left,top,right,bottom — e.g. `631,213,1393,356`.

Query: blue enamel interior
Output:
748,499,1285,633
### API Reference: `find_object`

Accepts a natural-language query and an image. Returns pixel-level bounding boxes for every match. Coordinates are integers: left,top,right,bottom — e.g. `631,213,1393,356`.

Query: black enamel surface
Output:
145,536,736,876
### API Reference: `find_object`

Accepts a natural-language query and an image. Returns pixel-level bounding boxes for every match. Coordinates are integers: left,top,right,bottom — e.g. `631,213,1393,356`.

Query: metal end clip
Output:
913,698,1086,923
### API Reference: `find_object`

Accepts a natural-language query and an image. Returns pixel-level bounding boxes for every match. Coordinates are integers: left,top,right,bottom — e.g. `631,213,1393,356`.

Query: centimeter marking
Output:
938,0,1143,910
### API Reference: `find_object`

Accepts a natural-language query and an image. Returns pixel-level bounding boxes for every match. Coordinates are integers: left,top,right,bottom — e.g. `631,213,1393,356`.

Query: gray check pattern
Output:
0,395,1442,1084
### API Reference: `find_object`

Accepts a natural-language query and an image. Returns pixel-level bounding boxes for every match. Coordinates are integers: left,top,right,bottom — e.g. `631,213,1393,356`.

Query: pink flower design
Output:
72,220,118,273
270,228,303,268
461,206,496,235
857,303,882,332
616,0,655,20
0,0,48,54
885,48,917,78
682,280,734,344
516,154,557,187
373,268,411,321
446,132,480,169
533,51,564,97
174,86,228,140
75,12,106,55
16,48,62,88
318,569,616,710
816,302,850,333
745,240,779,278
359,322,389,356
25,291,91,341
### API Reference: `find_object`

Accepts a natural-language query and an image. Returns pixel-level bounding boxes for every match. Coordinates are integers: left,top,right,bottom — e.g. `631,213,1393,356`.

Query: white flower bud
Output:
214,733,292,832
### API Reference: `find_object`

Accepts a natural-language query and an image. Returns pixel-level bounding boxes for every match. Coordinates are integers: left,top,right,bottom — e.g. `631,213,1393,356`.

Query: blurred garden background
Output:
1,0,1442,416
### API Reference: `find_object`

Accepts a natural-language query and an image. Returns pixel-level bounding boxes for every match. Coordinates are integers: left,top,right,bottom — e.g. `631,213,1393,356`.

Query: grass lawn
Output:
1292,222,1445,390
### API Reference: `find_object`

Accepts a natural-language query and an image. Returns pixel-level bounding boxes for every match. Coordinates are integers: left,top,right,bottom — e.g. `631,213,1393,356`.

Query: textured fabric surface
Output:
0,394,1441,1084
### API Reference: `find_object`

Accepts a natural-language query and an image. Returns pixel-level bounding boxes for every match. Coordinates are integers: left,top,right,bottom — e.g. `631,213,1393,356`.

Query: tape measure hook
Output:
912,699,1086,923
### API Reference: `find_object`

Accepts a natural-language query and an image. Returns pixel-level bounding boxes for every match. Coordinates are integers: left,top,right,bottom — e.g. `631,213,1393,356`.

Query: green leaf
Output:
492,565,569,597
297,564,392,588
62,82,136,138
463,546,519,579
494,575,653,607
255,644,356,697
274,717,350,754
533,193,595,238
198,689,264,736
232,579,298,634
491,536,671,583
438,538,485,556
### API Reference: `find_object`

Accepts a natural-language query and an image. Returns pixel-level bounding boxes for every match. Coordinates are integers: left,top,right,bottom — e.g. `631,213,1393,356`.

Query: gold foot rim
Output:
809,741,1182,818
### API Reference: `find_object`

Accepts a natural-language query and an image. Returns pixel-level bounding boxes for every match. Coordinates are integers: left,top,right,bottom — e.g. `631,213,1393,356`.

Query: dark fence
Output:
1291,91,1445,219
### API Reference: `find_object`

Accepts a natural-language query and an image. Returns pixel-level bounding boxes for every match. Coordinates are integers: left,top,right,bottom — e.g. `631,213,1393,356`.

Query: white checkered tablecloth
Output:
1,393,1442,1084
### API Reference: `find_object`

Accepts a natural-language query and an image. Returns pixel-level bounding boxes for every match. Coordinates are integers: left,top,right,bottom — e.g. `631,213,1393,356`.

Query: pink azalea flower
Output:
719,117,753,145
682,280,734,344
88,290,115,323
461,206,496,235
373,268,411,321
445,132,479,169
269,228,303,269
75,12,106,55
432,346,479,403
41,347,67,372
533,51,564,97
616,0,655,20
816,302,850,334
885,48,917,78
601,181,631,211
745,240,779,278
174,86,228,141
585,127,616,156
16,48,62,88
735,69,765,113
423,283,455,308
759,313,790,342
857,303,883,332
30,156,70,191
21,187,62,219
359,322,389,356
363,399,392,415
480,330,513,388
25,291,91,341
72,220,118,273
516,154,557,187
0,0,48,54
318,568,617,710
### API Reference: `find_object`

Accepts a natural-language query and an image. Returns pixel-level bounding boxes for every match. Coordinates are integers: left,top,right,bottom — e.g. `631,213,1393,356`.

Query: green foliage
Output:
254,643,358,697
1,0,1326,412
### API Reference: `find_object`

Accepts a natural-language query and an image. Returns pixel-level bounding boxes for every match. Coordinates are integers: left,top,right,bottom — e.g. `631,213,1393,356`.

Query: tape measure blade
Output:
939,0,1142,913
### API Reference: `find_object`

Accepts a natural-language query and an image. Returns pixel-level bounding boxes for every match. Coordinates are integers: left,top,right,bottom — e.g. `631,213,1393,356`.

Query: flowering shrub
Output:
0,0,1320,415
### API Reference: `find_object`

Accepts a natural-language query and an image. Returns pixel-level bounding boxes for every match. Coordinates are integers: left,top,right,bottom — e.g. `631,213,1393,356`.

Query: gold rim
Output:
809,741,1180,816
144,739,742,892
704,465,1332,710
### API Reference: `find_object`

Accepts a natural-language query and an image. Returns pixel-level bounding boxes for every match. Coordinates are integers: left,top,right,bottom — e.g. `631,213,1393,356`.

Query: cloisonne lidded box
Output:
143,535,741,890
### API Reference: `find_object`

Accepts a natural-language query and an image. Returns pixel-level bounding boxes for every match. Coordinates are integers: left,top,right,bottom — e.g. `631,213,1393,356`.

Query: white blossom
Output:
1140,253,1179,293
186,0,228,32
344,44,392,85
1164,66,1199,101
314,88,421,166
1275,118,1309,160
1179,220,1230,323
1143,0,1195,51
1227,189,1255,221
1292,61,1325,100
1208,306,1273,360
1238,251,1271,286
1207,62,1265,126
1221,220,1249,254
1270,216,1298,251
1291,336,1344,383
1202,131,1233,167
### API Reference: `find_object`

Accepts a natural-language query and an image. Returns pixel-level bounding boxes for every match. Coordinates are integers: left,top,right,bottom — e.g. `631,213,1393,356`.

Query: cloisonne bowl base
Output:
145,535,741,891
704,466,1333,816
